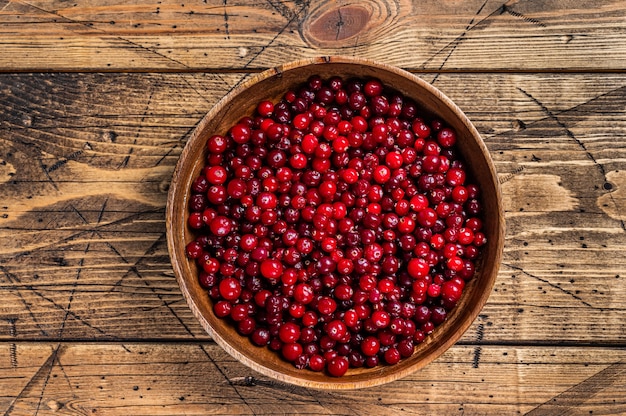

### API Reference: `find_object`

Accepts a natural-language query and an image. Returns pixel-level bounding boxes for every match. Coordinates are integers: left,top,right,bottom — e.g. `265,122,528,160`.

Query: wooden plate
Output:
166,56,505,390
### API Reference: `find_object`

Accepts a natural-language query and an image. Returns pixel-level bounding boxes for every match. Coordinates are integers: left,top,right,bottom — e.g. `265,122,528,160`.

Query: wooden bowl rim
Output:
166,56,505,390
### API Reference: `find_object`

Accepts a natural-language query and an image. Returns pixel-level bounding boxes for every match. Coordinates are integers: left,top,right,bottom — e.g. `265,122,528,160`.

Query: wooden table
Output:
1,1,625,414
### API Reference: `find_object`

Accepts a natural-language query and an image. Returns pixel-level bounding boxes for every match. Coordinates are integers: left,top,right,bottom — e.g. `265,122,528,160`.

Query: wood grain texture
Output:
0,0,624,71
1,72,625,346
0,0,624,409
1,343,625,415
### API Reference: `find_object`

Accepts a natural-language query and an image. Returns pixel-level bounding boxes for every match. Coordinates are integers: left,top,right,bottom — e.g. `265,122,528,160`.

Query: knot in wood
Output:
304,5,370,46
299,1,410,48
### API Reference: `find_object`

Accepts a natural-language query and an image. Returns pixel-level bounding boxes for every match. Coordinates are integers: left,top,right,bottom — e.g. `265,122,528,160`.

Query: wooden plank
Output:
1,72,625,343
0,343,624,414
0,0,624,71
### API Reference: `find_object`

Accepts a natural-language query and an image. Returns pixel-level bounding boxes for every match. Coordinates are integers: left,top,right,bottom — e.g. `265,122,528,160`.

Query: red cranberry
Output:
218,277,241,301
260,259,283,279
327,356,349,377
207,135,229,154
281,342,303,362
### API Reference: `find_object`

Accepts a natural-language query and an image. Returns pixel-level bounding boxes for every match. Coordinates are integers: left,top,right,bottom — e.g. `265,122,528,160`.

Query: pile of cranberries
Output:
185,75,486,377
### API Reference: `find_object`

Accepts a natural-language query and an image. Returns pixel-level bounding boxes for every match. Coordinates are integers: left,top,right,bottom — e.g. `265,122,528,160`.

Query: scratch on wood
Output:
154,143,178,167
0,266,49,337
45,149,83,174
72,202,135,264
177,73,213,106
38,159,59,191
57,240,90,339
9,208,165,262
199,345,258,415
265,0,297,21
96,198,108,225
117,147,134,169
69,203,89,225
429,0,489,83
29,286,111,337
109,231,196,336
472,346,482,368
499,166,525,184
7,317,18,368
422,0,493,72
335,7,344,41
13,212,107,338
516,87,603,175
229,373,310,395
4,344,61,416
54,352,76,400
352,34,360,57
525,361,626,415
17,0,192,69
472,323,484,368
118,89,153,169
503,263,598,309
223,0,230,39
503,5,546,28
516,87,626,232
244,0,309,69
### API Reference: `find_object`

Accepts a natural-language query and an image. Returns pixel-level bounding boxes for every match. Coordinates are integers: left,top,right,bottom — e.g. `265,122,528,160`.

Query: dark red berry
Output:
327,356,349,377
260,259,283,279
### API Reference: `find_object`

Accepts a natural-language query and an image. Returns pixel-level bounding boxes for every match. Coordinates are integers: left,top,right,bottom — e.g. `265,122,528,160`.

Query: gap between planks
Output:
1,340,625,348
0,68,626,75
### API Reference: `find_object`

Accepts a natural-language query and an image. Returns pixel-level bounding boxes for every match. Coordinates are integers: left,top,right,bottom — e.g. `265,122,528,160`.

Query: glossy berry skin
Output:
361,336,380,356
260,259,283,279
442,280,464,304
407,258,429,279
326,320,348,341
281,342,303,362
185,75,485,377
207,135,228,154
209,216,231,237
373,165,391,183
327,356,349,377
279,322,301,343
219,277,241,301
437,127,457,148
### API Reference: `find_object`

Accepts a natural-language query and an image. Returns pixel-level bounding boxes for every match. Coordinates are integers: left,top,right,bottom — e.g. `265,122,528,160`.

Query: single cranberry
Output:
281,342,303,362
213,300,232,318
317,296,337,316
361,336,380,356
230,123,251,144
371,310,391,329
260,259,283,279
218,277,241,301
210,216,232,237
251,328,271,346
407,258,429,279
326,320,348,341
412,120,431,139
279,322,301,344
308,354,326,372
373,165,391,184
437,127,457,147
383,347,401,365
364,79,383,97
207,135,228,154
326,356,349,377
